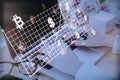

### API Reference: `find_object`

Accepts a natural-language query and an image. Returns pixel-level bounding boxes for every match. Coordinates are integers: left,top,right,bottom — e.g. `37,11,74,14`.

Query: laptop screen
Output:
1,0,90,77
2,0,64,55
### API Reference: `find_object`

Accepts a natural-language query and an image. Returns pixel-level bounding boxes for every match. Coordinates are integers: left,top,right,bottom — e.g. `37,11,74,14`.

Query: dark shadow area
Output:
1,0,63,58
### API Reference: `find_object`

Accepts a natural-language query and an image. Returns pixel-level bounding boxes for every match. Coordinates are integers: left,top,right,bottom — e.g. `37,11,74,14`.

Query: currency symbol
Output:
60,48,66,55
75,32,80,39
47,17,55,28
91,29,96,35
12,14,24,29
53,8,57,14
18,42,26,51
57,40,62,47
30,15,35,24
65,2,70,11
84,15,88,21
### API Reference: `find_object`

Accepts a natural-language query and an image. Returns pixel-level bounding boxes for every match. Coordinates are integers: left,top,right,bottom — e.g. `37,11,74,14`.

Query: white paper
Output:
75,30,114,47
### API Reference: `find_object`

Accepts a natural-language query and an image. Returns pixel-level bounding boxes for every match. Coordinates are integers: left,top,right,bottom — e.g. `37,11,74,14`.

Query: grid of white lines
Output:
4,0,91,77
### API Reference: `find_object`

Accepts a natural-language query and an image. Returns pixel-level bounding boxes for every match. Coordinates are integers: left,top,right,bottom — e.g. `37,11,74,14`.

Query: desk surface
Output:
96,48,120,77
96,24,120,78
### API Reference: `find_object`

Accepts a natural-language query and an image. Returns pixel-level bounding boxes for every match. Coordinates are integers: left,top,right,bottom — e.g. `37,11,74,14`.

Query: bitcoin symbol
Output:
12,14,24,29
47,17,55,28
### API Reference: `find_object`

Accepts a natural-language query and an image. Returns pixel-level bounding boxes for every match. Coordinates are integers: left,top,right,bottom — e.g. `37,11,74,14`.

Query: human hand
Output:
74,30,114,47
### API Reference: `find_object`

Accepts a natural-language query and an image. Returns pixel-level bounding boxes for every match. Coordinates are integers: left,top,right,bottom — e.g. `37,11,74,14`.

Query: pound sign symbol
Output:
12,14,24,29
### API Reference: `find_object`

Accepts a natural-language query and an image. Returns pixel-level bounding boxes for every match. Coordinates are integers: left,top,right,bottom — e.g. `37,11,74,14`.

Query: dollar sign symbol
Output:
47,17,55,28
75,32,80,39
84,15,88,21
90,27,96,35
12,14,24,29
65,2,70,11
91,29,96,35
